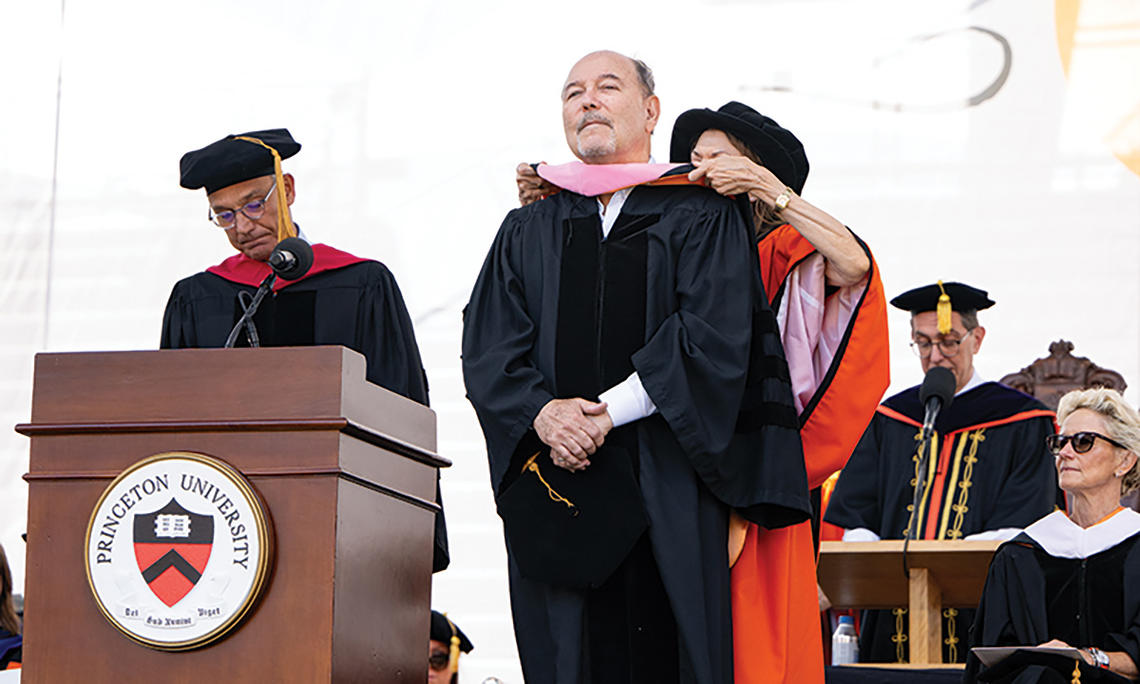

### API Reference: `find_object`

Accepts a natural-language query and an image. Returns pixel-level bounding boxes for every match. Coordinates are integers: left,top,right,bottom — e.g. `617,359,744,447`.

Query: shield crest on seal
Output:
133,499,214,607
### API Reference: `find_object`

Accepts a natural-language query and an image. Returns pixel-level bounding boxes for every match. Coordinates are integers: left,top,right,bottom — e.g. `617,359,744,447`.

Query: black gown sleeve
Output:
357,263,429,406
632,202,808,520
632,204,753,462
160,281,195,349
1104,539,1140,673
462,212,555,493
978,416,1058,530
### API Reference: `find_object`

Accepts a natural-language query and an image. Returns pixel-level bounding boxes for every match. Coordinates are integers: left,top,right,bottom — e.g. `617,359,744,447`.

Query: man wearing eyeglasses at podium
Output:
161,128,449,573
824,281,1057,664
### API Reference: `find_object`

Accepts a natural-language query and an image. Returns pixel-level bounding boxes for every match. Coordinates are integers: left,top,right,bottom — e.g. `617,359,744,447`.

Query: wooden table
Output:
818,540,1001,665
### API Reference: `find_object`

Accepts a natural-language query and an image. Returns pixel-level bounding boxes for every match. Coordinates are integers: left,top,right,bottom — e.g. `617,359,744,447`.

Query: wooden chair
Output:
1000,340,1133,510
999,339,1126,410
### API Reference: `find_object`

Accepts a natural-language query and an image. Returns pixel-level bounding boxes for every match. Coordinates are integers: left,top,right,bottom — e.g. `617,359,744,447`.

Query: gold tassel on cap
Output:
234,135,296,243
445,613,460,674
936,280,952,335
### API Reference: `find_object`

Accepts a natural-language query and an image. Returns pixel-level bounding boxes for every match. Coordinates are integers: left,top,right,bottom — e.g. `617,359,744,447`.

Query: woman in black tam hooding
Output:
965,387,1140,683
670,102,889,683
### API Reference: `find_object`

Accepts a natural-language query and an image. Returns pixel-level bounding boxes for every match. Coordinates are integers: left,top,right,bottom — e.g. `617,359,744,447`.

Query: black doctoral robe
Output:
824,381,1058,663
964,509,1140,683
462,184,809,684
160,244,449,572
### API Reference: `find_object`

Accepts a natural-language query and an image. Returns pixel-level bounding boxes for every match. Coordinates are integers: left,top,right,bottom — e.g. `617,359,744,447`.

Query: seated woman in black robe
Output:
965,387,1140,683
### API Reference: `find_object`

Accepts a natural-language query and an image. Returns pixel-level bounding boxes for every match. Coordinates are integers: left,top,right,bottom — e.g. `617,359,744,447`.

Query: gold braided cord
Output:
948,429,986,540
1072,659,1081,683
522,452,576,512
233,136,296,242
942,608,959,663
905,431,938,537
892,608,908,663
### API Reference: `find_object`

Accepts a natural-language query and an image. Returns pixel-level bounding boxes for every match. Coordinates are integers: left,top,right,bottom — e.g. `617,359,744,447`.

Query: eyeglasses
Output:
909,330,974,359
207,184,275,228
428,651,450,672
1046,431,1128,455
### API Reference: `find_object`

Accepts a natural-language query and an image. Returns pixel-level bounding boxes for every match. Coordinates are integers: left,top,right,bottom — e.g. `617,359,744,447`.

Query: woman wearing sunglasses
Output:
965,387,1140,682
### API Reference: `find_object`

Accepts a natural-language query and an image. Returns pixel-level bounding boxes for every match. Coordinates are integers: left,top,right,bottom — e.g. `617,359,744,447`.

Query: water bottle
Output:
831,615,859,665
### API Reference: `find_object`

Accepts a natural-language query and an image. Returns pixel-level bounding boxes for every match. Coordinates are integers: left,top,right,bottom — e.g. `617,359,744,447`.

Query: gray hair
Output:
1057,387,1140,494
908,309,979,331
631,57,655,97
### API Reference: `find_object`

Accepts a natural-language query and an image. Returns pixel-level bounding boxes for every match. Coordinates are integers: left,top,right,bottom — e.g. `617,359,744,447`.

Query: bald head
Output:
561,50,660,164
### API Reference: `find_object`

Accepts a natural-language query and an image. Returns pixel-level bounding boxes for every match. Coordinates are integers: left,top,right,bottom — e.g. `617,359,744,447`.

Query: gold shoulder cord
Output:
947,429,986,540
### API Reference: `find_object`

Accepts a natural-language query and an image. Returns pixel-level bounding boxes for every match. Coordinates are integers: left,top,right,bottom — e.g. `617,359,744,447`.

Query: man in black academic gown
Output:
462,51,809,683
825,281,1058,664
161,128,449,572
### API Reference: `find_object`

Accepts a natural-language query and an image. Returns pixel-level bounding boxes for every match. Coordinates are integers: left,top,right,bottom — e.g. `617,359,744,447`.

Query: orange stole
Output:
733,226,889,684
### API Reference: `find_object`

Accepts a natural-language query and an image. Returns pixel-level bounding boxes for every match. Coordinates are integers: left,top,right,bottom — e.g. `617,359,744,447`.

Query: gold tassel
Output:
1071,658,1081,683
522,452,578,514
234,135,296,242
936,280,952,335
445,614,460,674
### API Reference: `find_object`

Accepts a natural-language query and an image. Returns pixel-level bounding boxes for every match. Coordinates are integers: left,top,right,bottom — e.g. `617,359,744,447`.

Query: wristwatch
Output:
773,186,795,212
1087,647,1110,669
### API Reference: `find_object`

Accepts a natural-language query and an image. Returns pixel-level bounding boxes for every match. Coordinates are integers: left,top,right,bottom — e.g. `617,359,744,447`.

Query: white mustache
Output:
577,114,612,132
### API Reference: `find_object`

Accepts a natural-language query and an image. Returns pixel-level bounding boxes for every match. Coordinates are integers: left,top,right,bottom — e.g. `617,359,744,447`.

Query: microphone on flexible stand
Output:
902,366,957,576
223,238,315,348
267,237,314,281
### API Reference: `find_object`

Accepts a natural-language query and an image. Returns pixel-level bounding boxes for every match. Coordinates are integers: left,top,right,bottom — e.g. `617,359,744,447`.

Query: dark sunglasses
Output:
429,651,450,671
1046,431,1127,455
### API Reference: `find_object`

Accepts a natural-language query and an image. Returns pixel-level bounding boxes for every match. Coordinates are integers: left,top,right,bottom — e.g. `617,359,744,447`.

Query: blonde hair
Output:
1056,387,1140,494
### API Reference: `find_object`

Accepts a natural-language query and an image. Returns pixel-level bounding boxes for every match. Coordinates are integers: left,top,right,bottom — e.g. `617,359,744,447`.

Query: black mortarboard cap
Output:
890,281,995,314
670,101,809,194
179,128,301,194
496,436,649,589
430,610,474,653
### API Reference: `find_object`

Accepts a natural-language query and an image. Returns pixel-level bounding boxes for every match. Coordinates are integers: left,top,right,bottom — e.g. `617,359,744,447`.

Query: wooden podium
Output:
15,347,448,683
818,540,1000,666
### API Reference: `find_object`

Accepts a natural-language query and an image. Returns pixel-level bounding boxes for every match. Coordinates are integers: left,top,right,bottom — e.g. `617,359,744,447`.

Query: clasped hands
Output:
533,398,613,472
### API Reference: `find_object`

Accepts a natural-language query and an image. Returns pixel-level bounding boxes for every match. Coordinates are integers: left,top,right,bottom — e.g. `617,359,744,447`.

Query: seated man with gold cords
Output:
824,281,1058,664
965,388,1140,683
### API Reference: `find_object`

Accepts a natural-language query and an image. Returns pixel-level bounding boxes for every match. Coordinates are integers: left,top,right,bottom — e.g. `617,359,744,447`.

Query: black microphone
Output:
268,237,314,281
919,366,956,436
903,367,957,554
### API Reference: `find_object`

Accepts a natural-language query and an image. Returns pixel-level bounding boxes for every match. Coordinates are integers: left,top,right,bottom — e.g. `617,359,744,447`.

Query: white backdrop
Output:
2,1,1139,681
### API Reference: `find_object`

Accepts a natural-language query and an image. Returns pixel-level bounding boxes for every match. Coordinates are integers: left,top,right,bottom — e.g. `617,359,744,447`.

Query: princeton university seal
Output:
84,452,272,650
